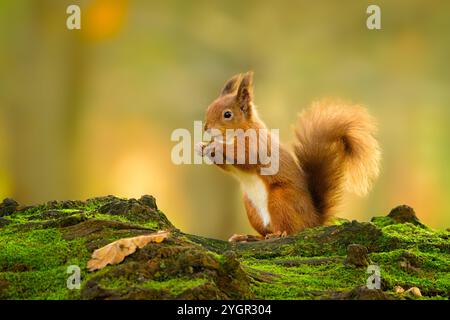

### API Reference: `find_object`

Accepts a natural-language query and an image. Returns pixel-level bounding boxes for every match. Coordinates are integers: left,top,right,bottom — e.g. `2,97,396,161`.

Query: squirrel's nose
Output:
204,123,209,132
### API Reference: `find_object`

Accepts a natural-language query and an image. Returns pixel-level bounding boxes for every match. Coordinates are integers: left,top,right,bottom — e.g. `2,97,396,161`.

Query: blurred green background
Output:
0,0,449,239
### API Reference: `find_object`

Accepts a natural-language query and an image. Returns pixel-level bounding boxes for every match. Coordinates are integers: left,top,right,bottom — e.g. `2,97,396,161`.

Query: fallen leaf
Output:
87,231,169,271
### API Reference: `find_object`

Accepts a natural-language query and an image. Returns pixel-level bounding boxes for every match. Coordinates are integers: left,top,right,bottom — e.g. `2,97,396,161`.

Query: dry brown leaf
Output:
87,231,169,271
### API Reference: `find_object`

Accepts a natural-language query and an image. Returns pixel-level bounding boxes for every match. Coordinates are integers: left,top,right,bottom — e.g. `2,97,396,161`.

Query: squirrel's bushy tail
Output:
294,100,381,223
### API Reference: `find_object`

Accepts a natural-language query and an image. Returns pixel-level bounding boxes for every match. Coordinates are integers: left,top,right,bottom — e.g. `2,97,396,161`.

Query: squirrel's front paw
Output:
195,141,223,162
228,234,263,243
203,141,222,159
194,142,207,157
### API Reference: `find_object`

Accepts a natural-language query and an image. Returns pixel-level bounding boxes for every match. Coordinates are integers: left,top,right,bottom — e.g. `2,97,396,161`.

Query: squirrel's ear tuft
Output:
236,71,254,116
220,74,242,96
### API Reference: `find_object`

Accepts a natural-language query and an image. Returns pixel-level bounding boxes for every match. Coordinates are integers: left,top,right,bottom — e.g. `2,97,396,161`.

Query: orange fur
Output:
200,72,381,236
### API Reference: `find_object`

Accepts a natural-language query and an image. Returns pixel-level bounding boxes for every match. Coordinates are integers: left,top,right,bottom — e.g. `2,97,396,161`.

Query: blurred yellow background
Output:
0,0,449,239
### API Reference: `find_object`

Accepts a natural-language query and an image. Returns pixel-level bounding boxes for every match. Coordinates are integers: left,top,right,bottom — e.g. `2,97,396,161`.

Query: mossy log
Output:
0,196,448,300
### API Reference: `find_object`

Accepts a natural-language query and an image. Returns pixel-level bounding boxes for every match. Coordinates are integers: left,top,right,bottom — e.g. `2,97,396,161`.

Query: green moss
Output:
378,223,449,252
242,257,367,299
369,250,450,296
0,228,89,271
331,217,351,226
58,209,83,213
371,216,396,228
1,269,69,299
236,221,382,259
7,207,88,226
141,278,209,295
0,226,91,300
1,197,448,300
96,275,209,296
92,213,158,230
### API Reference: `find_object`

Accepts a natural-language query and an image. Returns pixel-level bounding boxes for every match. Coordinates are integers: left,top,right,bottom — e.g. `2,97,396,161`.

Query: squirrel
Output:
196,71,381,242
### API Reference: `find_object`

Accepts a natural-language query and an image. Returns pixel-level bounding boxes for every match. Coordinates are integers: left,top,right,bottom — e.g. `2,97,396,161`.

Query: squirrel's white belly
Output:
231,169,271,227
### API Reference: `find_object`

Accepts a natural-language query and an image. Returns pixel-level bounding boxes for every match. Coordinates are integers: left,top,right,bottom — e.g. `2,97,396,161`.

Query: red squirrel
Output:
196,71,381,242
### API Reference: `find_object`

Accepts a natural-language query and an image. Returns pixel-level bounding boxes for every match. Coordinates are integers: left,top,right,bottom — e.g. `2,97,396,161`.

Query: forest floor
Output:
0,195,448,300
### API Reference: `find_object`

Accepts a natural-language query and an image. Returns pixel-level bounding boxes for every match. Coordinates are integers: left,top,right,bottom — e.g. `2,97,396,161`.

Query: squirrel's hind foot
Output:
264,231,288,240
228,234,263,243
228,231,287,242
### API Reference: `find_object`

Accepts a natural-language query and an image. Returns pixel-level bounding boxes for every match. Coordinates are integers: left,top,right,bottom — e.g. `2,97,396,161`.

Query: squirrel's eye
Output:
223,111,233,119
